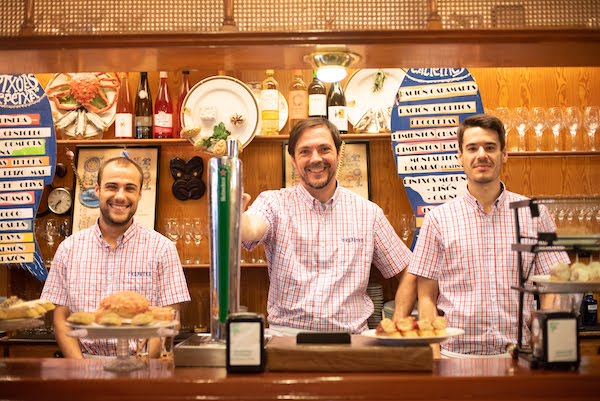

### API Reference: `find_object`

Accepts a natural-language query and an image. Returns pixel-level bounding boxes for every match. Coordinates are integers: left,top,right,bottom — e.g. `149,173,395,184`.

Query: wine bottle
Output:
260,69,279,135
327,81,348,134
308,70,326,118
176,70,190,138
114,72,133,138
134,72,153,139
288,69,308,129
154,71,173,138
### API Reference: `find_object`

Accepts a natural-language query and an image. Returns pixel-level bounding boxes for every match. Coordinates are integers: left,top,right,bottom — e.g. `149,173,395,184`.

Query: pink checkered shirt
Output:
41,221,191,356
243,184,411,333
408,185,570,355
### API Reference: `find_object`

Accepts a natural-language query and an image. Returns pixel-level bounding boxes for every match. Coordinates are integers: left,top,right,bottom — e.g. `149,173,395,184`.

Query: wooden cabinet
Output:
1,30,599,331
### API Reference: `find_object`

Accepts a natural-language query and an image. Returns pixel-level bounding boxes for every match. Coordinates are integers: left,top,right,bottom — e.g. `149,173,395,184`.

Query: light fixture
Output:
303,47,361,83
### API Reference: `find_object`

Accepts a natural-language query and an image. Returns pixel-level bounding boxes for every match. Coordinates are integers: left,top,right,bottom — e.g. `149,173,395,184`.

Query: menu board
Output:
390,68,484,247
0,74,56,281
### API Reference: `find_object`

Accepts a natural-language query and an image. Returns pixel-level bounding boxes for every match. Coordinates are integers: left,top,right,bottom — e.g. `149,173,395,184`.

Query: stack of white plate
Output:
366,283,384,329
383,300,419,319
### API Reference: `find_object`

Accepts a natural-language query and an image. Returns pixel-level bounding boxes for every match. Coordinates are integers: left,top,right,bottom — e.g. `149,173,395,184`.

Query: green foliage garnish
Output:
372,70,387,93
202,122,231,148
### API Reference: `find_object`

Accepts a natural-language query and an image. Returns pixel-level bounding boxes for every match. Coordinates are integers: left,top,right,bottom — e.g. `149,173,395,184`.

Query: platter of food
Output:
46,72,118,139
345,68,406,133
180,76,259,155
530,274,600,292
362,327,464,345
67,319,177,339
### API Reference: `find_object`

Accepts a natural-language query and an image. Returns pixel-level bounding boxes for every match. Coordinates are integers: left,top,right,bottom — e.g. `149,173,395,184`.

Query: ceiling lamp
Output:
304,47,361,83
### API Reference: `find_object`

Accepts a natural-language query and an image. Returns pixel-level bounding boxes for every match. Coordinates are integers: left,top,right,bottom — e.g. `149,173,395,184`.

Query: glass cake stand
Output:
67,320,177,372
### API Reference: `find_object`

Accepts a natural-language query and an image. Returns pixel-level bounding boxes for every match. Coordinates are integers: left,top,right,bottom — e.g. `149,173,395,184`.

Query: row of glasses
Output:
492,106,599,152
544,198,600,236
163,217,206,264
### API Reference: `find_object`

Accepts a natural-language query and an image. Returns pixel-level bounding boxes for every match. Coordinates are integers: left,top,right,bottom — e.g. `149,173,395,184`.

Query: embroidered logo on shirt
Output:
341,237,363,243
127,271,152,277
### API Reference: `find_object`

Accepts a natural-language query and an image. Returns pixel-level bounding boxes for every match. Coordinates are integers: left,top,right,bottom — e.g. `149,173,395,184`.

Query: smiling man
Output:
41,157,190,358
241,117,413,334
405,114,569,357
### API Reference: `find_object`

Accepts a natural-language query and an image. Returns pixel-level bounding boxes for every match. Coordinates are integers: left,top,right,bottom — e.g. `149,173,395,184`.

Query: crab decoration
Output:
46,72,120,139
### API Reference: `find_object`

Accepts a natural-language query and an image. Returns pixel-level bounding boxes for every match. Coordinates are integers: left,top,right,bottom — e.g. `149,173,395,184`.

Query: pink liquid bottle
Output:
154,71,173,139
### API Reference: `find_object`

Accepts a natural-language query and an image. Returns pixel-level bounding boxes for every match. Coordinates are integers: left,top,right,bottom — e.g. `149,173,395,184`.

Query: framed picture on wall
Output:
282,141,371,199
72,146,160,233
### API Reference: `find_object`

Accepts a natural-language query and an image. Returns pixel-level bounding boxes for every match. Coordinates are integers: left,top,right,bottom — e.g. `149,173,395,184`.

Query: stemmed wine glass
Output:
181,219,193,265
531,107,546,152
164,218,182,259
547,107,564,152
583,106,599,151
564,107,581,151
45,219,58,265
192,218,204,264
513,107,530,151
495,107,512,149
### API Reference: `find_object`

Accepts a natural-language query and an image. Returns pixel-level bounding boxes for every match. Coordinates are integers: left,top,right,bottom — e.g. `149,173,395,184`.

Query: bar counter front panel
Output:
0,356,599,401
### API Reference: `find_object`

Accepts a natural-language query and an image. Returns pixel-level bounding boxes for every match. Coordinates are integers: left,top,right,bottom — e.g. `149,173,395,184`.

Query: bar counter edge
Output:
0,356,599,401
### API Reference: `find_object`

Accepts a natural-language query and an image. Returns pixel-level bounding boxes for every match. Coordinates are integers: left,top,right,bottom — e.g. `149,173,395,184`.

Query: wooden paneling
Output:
6,66,600,332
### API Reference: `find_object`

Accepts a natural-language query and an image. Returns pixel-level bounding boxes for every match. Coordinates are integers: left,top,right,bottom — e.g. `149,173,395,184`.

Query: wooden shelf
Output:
2,29,599,73
182,263,267,269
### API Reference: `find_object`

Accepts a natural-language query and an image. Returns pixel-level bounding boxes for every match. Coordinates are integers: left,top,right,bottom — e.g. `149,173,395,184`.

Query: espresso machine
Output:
174,138,243,366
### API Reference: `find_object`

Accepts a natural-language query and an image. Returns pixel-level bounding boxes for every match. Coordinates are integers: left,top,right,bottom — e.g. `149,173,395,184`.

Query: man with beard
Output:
241,117,413,334
401,114,569,357
42,157,190,358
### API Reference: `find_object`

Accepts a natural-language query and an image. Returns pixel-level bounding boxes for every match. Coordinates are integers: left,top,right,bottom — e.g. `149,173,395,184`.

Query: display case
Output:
510,196,600,369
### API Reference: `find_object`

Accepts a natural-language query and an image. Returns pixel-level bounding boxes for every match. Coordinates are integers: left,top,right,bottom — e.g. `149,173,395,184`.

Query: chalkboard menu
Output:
0,74,56,280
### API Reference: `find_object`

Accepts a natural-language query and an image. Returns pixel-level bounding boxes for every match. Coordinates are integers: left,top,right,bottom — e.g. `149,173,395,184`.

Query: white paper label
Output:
547,318,577,362
229,321,261,366
114,113,133,138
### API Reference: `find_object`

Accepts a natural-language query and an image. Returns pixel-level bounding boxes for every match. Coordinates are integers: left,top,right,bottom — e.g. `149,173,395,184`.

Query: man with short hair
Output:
241,117,414,334
400,114,569,357
42,157,190,358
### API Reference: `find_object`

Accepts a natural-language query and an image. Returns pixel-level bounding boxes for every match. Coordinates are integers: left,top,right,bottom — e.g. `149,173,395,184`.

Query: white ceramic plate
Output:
181,76,259,149
67,320,177,339
361,327,464,346
345,68,406,129
46,72,118,139
0,318,44,332
530,275,600,292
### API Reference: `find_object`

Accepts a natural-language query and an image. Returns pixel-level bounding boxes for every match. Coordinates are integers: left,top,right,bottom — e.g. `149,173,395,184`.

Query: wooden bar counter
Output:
0,356,599,401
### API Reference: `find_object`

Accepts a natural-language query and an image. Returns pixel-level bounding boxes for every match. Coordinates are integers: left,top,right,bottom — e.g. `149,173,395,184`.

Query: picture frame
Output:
282,141,371,199
72,146,160,233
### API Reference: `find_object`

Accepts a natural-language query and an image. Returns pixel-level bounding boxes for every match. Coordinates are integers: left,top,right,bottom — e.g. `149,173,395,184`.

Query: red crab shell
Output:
46,72,119,114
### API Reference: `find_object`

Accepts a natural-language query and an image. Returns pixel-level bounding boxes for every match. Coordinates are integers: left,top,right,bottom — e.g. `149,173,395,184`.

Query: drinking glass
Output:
583,106,599,151
181,219,193,265
531,107,546,151
45,219,58,265
399,214,414,244
564,106,581,151
495,107,512,149
546,107,564,152
191,218,204,264
164,218,182,258
513,107,530,151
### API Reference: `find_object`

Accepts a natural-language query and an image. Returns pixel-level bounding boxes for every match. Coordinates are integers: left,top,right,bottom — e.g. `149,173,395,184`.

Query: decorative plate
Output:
181,76,259,150
278,92,288,131
530,275,600,292
45,72,119,139
345,69,406,133
361,327,464,346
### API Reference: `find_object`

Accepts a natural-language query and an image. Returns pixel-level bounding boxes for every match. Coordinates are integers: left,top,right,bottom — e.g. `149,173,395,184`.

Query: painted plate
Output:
361,327,464,346
45,72,118,139
181,76,259,149
345,69,406,131
530,275,600,292
278,92,288,131
67,320,177,339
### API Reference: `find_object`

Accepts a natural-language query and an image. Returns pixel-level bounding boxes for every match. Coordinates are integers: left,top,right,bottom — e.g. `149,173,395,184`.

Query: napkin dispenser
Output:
530,310,579,369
